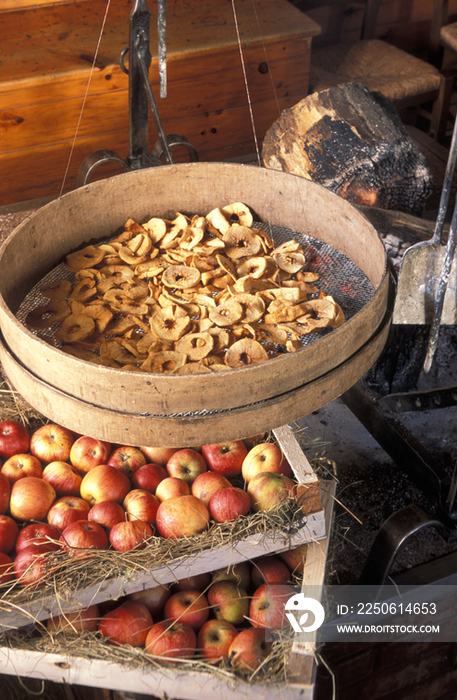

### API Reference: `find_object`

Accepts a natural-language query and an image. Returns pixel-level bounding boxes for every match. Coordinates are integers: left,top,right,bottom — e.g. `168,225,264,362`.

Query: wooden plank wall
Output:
0,0,320,206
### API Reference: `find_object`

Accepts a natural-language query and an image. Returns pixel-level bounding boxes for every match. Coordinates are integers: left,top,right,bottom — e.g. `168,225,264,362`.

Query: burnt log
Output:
262,83,433,216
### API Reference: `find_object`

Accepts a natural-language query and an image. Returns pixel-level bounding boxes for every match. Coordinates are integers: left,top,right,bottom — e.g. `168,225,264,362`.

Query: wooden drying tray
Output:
0,481,335,700
0,163,391,447
0,425,327,631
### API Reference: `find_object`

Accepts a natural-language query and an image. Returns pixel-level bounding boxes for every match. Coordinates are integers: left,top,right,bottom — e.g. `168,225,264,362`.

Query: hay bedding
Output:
0,495,308,609
1,623,296,687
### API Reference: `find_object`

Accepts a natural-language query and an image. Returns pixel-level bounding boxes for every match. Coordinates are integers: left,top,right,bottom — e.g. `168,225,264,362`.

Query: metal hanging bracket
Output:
77,0,198,188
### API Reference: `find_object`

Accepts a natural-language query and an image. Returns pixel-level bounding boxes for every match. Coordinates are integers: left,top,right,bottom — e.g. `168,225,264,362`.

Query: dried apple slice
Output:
148,351,187,373
286,338,303,352
236,257,267,279
66,245,105,272
26,300,71,330
232,293,265,323
55,314,95,343
208,327,231,353
222,225,261,260
208,299,244,327
175,331,214,361
162,265,201,289
118,246,148,266
121,279,149,299
150,307,191,341
105,315,145,336
143,217,168,243
224,338,268,368
215,254,237,280
40,279,72,301
82,304,113,334
206,207,231,234
221,202,253,227
100,265,135,283
100,338,138,365
180,227,205,250
272,250,306,274
69,278,97,303
254,323,288,344
127,233,153,257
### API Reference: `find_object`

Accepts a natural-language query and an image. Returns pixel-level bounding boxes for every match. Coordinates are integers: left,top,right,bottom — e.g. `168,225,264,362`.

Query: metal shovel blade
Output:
393,115,457,328
392,243,457,325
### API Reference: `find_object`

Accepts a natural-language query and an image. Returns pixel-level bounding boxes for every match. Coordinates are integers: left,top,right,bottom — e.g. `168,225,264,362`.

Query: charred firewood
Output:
262,82,433,216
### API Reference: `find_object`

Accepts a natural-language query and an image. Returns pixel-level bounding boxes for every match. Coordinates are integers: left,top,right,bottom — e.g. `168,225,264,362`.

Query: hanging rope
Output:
230,0,262,165
59,0,112,197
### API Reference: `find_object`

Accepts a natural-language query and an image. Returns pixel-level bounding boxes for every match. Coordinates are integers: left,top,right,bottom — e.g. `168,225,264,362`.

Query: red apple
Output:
0,552,14,585
228,628,272,671
247,471,296,513
145,619,196,661
251,556,291,589
87,500,126,530
98,600,153,647
127,584,171,617
191,471,232,506
242,442,292,483
0,472,9,515
201,441,247,479
9,476,56,521
197,619,238,664
80,464,131,506
30,423,74,463
109,520,153,552
166,449,207,485
131,463,167,493
1,453,42,483
69,435,110,474
46,496,91,531
42,461,83,497
47,604,100,635
139,446,179,466
155,495,210,539
60,519,108,557
123,489,159,526
249,583,295,629
212,562,251,592
164,589,209,631
0,514,19,554
13,542,60,587
107,446,146,478
155,477,190,502
173,572,211,593
15,522,61,553
278,543,308,576
0,420,30,459
207,580,249,625
209,487,251,523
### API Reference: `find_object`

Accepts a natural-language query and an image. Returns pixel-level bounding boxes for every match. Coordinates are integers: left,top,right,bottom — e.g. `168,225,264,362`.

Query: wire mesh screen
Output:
16,221,374,351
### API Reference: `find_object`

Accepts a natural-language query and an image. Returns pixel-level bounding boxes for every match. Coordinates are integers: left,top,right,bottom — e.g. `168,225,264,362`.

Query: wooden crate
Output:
0,0,320,205
0,481,335,700
0,425,327,631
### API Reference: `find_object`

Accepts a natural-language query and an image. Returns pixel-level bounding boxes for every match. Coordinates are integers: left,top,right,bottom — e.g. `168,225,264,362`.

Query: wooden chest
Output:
0,0,320,205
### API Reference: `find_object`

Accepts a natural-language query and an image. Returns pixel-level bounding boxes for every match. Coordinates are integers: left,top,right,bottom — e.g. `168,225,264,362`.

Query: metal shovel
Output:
392,116,457,371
